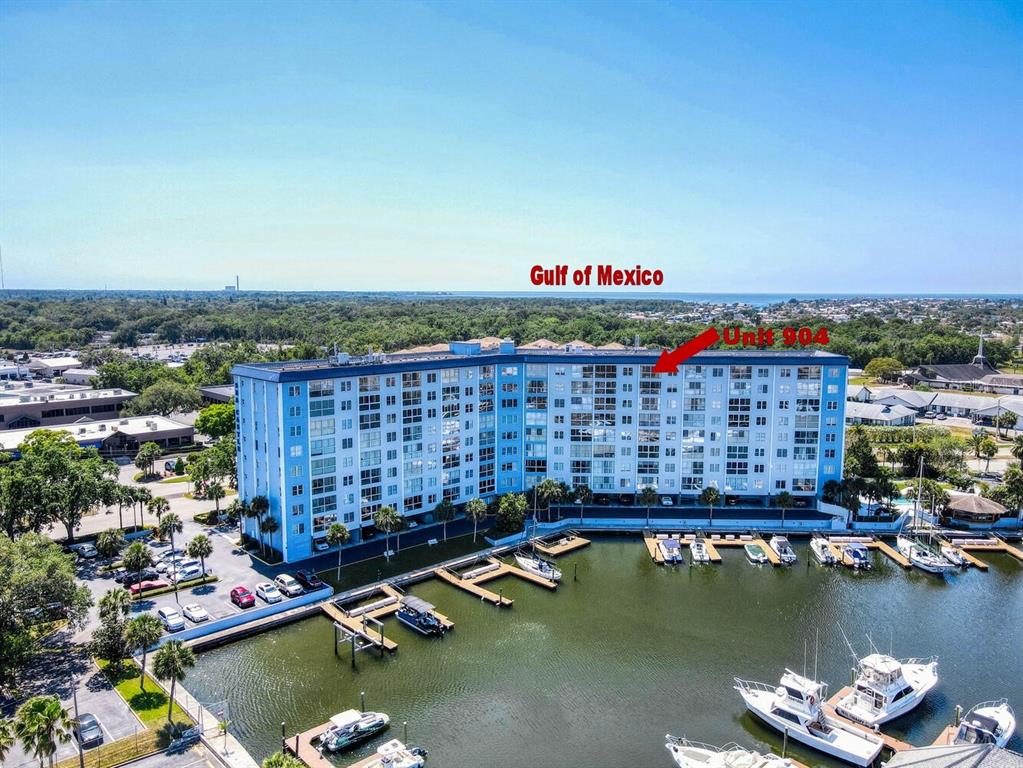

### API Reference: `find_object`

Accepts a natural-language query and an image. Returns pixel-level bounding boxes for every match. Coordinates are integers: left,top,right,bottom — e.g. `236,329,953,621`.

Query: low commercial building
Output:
199,384,234,404
0,415,194,458
973,398,1023,428
61,368,100,386
845,401,916,426
0,383,136,430
26,356,82,378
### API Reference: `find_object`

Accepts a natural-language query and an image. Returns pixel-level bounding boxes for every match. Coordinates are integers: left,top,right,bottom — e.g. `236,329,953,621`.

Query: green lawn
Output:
98,659,193,730
159,475,191,484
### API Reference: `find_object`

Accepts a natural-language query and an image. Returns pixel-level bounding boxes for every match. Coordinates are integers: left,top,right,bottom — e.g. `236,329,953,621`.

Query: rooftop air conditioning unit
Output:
119,419,129,425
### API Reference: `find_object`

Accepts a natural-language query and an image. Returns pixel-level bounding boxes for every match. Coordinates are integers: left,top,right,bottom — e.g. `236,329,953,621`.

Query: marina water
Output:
186,537,1023,768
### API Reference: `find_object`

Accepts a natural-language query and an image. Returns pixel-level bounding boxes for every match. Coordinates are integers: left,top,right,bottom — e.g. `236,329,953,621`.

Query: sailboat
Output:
898,456,955,575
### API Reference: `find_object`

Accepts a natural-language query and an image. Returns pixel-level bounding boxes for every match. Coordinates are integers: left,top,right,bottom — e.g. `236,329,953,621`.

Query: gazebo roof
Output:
946,494,1007,517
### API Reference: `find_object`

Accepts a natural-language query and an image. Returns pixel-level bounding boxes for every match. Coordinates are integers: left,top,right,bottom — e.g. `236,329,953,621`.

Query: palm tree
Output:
134,486,152,526
122,540,153,590
576,482,593,527
326,522,350,580
98,587,132,622
249,495,269,549
159,512,183,554
186,534,213,580
774,491,795,528
116,484,134,530
259,516,280,559
980,437,998,473
1011,435,1023,463
465,498,487,542
535,478,563,523
969,431,988,460
152,640,196,722
699,486,721,528
148,495,170,529
434,499,455,541
263,754,305,768
206,483,225,514
0,717,16,763
638,486,659,527
95,527,126,559
15,696,73,768
124,614,164,692
373,506,401,560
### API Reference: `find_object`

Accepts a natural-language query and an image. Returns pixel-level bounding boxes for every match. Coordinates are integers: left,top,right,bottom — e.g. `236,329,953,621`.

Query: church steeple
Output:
972,334,990,367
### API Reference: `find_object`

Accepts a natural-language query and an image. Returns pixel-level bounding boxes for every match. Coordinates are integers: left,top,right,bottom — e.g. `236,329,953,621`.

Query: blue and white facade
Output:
232,342,848,562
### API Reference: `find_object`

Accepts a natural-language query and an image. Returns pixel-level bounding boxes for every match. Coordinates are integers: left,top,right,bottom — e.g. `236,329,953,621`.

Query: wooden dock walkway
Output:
643,534,665,563
534,533,591,557
931,725,957,746
954,537,1023,563
939,543,989,571
823,687,913,753
481,557,559,590
870,539,911,568
321,602,399,652
433,565,512,606
694,538,722,563
752,538,781,566
283,722,333,768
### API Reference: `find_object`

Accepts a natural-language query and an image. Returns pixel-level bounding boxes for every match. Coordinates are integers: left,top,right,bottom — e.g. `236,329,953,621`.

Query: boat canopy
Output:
401,596,435,614
329,709,364,729
964,713,1000,734
661,539,682,553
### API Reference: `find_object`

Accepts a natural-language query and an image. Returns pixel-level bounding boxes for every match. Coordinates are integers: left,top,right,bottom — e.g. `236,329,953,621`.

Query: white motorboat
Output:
744,543,770,565
734,670,884,766
842,543,872,570
514,551,562,581
939,544,967,568
810,536,836,566
953,700,1016,748
360,739,428,768
690,539,712,564
658,537,685,564
896,536,955,574
317,709,390,753
769,536,797,565
835,653,939,726
665,736,792,768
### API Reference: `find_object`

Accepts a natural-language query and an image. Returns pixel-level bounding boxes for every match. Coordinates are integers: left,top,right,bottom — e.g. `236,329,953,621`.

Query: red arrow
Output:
652,327,721,373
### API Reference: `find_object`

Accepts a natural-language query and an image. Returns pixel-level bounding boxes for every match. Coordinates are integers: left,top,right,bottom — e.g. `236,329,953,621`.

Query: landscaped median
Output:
54,660,193,768
131,575,219,600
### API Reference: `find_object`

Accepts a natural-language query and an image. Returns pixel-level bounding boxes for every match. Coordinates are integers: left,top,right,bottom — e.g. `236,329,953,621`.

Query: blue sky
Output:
1,0,1021,293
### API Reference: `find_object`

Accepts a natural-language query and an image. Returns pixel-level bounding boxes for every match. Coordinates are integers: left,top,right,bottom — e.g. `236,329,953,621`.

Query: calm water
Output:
186,538,1023,767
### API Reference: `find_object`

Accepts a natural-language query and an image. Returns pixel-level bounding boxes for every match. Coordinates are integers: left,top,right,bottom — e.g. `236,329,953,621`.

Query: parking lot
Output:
2,646,142,768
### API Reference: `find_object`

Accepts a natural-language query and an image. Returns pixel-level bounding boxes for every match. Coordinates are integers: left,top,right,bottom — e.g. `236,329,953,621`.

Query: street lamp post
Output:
70,674,84,768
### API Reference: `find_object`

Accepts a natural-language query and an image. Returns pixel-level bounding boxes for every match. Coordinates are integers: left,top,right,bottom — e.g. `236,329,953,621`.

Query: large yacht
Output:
665,736,792,768
734,670,884,766
953,701,1016,748
896,536,955,574
768,536,797,565
834,653,939,726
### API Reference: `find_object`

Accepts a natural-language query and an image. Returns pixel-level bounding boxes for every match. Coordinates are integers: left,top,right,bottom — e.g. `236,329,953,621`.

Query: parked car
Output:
182,603,209,623
923,410,937,419
230,586,255,608
274,574,304,597
169,564,211,584
255,582,282,603
660,496,674,506
164,460,177,473
75,713,103,748
157,606,186,631
122,568,160,588
76,544,98,559
130,579,168,595
312,539,329,552
294,570,325,590
157,555,189,574
936,413,947,420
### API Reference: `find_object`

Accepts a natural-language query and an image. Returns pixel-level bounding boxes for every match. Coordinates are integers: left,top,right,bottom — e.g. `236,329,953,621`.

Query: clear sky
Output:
1,0,1021,293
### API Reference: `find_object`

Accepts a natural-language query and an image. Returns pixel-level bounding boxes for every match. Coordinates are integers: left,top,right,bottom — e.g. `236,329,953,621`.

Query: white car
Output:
273,574,303,597
660,496,674,507
181,603,209,623
170,564,210,584
313,539,329,552
156,555,188,573
76,543,98,559
157,606,185,631
255,582,282,603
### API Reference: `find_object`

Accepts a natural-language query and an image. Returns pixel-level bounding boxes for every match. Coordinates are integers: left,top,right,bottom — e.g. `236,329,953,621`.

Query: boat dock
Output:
947,535,1023,563
823,687,913,753
936,539,989,570
534,532,591,557
378,584,455,630
643,533,666,563
830,535,910,568
870,539,911,569
702,534,781,565
321,601,399,652
434,555,557,604
283,722,333,768
695,536,723,563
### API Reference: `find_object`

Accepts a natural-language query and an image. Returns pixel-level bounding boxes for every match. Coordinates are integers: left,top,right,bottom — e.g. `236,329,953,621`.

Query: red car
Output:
230,586,255,608
129,579,168,596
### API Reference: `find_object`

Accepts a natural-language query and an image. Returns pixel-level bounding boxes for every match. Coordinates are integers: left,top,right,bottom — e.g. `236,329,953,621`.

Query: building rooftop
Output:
0,415,192,452
0,386,135,409
883,744,1023,768
233,342,847,381
846,401,916,422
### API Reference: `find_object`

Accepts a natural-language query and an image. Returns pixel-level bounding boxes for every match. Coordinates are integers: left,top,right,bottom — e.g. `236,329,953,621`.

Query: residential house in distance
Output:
844,401,916,426
232,340,848,562
0,381,136,431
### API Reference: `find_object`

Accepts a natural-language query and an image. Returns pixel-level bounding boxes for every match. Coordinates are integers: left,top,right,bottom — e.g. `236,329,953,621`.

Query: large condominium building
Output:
232,341,848,563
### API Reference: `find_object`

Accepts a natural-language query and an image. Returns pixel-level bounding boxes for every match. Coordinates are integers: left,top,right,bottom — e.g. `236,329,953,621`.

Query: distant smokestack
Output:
236,275,239,291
